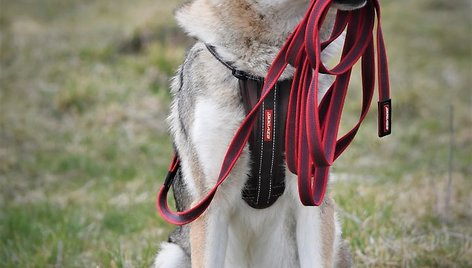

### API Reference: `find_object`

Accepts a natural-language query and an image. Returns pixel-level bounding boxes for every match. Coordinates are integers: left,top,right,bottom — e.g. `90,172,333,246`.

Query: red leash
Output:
158,0,391,225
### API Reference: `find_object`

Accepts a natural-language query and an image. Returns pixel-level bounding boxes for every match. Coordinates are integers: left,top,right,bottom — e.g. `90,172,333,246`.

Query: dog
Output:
154,0,367,267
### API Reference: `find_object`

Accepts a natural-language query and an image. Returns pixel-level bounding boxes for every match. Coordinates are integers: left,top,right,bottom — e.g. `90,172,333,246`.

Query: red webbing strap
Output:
158,0,391,225
295,1,376,205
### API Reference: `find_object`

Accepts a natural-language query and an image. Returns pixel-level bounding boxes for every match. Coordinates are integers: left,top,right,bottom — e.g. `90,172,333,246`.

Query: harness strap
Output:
206,44,263,82
207,44,290,209
158,0,391,225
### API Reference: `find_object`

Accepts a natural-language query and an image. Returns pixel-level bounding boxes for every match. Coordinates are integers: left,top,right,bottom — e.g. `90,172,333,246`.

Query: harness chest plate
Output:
239,78,292,209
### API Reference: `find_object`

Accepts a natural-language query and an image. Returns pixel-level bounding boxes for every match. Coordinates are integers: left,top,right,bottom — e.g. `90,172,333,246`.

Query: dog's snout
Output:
333,0,367,11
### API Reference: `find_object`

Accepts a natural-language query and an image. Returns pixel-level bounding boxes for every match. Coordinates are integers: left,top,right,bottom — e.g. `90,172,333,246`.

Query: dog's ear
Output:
333,0,367,10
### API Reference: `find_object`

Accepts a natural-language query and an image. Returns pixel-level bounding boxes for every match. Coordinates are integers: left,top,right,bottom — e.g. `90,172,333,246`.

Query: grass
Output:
1,0,183,266
0,0,470,267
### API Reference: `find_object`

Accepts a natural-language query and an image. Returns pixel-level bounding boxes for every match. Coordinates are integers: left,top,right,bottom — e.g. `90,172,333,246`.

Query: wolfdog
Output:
154,0,367,267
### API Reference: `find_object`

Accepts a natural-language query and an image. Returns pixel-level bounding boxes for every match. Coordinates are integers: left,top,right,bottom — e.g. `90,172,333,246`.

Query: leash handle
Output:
158,0,391,225
157,156,216,225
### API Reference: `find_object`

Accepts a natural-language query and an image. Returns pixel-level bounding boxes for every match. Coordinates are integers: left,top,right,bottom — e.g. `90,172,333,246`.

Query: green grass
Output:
0,0,182,266
1,0,471,267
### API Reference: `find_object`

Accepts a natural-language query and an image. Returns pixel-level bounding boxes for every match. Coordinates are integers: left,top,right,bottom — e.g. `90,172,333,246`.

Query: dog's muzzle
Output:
333,0,367,10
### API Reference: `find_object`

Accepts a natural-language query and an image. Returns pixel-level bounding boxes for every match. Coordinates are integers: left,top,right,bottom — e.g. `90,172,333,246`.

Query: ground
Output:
0,0,471,267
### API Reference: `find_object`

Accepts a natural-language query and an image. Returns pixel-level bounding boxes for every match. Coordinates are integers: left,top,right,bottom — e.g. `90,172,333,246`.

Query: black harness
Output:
206,45,291,209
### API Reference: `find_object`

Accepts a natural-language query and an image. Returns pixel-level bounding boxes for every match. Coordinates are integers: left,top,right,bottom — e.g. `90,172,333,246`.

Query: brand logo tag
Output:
378,99,392,137
264,110,273,142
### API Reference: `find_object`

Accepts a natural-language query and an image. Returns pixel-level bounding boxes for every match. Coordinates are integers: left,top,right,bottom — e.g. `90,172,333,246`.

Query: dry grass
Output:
0,0,471,267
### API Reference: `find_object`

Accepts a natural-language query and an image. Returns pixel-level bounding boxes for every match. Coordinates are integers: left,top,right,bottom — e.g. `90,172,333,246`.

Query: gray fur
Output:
169,171,192,256
174,46,204,139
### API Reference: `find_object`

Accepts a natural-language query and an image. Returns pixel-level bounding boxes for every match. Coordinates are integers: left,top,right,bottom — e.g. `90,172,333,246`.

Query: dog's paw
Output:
333,0,367,11
153,242,190,268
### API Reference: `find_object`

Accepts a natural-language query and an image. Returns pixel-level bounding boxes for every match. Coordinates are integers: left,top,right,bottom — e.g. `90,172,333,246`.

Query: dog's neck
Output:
176,0,336,78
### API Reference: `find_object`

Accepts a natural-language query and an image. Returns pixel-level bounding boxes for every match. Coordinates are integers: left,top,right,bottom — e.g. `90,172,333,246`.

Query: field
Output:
1,0,470,267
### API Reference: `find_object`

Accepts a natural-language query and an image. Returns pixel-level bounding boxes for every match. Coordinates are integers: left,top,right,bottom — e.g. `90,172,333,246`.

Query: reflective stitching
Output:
256,101,265,204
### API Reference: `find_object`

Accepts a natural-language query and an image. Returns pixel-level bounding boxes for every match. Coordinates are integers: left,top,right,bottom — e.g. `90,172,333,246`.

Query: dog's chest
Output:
224,194,299,268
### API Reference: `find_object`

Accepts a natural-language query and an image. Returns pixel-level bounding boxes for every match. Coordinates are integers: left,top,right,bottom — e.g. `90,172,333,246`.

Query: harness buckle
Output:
232,69,248,80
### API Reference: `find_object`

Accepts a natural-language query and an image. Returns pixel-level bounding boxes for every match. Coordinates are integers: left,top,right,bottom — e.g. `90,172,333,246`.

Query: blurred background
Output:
0,0,470,267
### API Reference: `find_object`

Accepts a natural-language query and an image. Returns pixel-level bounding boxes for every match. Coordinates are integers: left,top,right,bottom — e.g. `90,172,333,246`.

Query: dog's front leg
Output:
190,205,229,268
296,198,339,268
296,205,324,268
